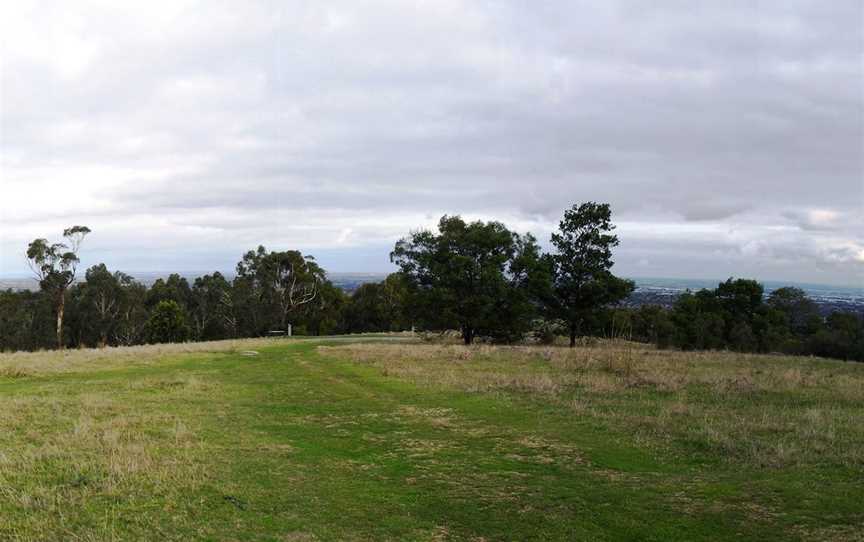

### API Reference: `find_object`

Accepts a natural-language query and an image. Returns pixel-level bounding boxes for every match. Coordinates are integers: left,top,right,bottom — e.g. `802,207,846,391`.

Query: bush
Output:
533,319,566,345
146,300,189,344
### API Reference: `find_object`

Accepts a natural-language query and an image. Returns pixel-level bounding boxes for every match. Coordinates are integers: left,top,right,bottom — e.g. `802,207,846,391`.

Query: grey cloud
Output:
1,0,862,285
680,202,750,222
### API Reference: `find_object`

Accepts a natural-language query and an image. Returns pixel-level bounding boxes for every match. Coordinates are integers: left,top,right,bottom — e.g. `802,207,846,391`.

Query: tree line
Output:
588,281,863,361
2,202,862,361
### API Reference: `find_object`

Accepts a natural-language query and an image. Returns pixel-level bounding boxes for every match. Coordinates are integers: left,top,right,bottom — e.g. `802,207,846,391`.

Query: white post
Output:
287,323,292,337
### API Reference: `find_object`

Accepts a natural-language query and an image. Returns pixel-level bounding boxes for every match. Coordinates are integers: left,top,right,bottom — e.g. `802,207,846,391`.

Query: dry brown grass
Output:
0,337,281,376
0,394,205,538
318,342,864,469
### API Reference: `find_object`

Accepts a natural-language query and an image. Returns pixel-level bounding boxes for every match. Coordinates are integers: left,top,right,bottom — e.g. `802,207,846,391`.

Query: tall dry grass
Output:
0,372,215,539
0,337,281,377
318,342,864,469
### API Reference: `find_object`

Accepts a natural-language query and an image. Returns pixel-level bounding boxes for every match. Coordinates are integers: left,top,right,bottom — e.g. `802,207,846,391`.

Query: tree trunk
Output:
463,326,474,345
569,323,577,348
56,292,65,350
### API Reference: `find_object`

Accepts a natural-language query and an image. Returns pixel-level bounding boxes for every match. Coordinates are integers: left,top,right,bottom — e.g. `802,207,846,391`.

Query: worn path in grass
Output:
1,340,861,540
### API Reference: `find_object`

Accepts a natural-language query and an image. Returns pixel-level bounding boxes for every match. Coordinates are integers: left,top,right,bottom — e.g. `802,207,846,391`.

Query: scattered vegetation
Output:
3,203,862,363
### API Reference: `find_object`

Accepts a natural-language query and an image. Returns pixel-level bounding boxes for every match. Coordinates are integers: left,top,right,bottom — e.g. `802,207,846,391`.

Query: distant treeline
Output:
3,203,862,362
592,281,863,361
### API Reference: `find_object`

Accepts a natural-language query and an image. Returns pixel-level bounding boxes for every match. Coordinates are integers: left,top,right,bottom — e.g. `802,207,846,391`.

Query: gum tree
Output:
26,226,91,349
234,246,325,334
391,215,542,344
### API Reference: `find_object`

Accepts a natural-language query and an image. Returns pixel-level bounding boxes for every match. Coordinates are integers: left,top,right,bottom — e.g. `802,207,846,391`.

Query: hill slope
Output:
1,338,862,540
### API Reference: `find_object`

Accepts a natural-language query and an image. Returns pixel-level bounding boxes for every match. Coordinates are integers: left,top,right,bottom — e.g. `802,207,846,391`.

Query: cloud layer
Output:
1,0,862,284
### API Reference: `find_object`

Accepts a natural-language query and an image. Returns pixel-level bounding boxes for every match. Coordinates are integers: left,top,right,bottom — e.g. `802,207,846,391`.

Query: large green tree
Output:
392,215,542,344
233,246,325,335
26,226,91,349
0,289,54,351
78,264,127,347
191,272,233,340
114,275,149,346
767,287,821,336
146,274,194,311
670,290,726,350
303,280,349,336
715,278,764,351
546,203,633,347
146,300,189,344
343,274,410,333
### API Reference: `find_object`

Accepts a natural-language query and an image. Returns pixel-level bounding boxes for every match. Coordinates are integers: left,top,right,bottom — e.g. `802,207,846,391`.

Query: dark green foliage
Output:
767,287,822,335
532,319,565,344
716,278,763,321
545,202,634,347
146,300,189,344
657,279,864,361
147,274,194,312
671,290,728,350
76,264,125,347
391,215,542,344
631,305,675,348
233,246,326,336
303,281,349,336
343,280,402,333
807,312,864,361
191,272,233,340
0,289,54,351
115,278,149,346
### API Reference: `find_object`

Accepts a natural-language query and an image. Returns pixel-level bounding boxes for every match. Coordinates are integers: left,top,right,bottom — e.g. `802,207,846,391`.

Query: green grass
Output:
1,338,862,541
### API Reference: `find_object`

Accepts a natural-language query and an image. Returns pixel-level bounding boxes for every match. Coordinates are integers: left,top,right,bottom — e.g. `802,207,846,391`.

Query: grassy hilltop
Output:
1,337,862,541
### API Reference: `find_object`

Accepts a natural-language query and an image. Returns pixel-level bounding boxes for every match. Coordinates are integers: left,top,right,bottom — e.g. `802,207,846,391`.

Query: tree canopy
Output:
546,203,634,347
392,215,542,344
4,206,862,363
25,226,91,349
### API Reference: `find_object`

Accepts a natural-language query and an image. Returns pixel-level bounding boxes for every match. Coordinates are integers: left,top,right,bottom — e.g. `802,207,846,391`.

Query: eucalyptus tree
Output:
0,289,53,351
303,280,349,336
79,264,125,347
344,282,391,333
26,226,91,349
392,215,542,344
234,246,325,335
146,274,194,311
270,251,324,331
191,272,233,340
146,300,189,344
115,277,149,346
546,203,633,347
767,286,821,335
342,273,411,333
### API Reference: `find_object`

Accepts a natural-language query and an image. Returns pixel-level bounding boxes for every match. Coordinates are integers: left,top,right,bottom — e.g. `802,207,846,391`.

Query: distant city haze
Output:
1,1,862,285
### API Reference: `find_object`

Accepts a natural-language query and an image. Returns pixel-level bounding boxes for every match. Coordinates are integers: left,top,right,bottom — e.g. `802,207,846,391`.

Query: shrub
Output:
146,300,189,344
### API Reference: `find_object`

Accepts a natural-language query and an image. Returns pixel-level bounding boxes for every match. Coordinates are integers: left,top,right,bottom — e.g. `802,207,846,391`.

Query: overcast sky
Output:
1,0,862,286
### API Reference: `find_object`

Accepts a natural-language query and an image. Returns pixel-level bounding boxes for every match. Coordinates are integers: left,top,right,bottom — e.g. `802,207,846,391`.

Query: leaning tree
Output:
26,226,91,349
